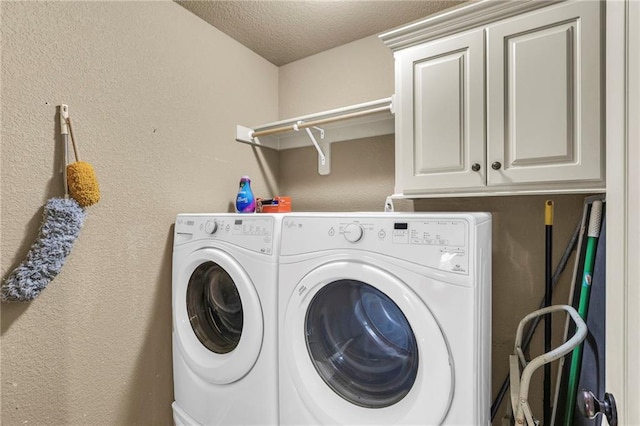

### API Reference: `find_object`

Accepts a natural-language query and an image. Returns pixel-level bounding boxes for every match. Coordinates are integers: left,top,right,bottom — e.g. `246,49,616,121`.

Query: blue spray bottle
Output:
235,176,256,213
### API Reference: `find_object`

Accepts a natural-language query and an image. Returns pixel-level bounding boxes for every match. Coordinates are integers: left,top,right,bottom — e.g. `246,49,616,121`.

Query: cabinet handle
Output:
471,163,481,172
491,161,502,170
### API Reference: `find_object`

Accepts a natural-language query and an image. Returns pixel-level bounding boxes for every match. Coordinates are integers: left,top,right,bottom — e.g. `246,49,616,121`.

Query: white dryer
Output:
172,214,281,425
278,213,491,425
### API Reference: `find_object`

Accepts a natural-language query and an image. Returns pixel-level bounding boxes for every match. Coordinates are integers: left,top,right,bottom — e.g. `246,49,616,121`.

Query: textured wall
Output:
277,35,400,211
0,1,278,424
277,30,590,423
278,35,394,117
279,135,397,212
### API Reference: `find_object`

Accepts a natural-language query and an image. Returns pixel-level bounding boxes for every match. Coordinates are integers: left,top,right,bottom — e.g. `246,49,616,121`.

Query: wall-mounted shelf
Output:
236,97,394,175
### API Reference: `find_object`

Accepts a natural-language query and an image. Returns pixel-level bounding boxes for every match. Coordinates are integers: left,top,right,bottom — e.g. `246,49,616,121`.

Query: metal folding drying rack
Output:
509,305,587,426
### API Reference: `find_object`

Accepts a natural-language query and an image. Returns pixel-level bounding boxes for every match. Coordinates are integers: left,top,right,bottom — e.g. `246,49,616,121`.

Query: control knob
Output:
343,223,364,243
204,220,218,234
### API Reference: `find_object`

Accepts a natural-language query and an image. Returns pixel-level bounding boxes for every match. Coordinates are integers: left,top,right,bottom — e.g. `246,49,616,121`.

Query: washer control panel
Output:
391,220,466,247
175,215,274,255
281,214,488,274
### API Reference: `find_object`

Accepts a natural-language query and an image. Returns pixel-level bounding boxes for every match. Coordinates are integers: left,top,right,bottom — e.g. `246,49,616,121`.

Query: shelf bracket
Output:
235,125,279,150
295,122,330,175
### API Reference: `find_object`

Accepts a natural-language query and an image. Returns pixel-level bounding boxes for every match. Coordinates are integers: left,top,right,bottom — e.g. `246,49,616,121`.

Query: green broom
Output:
563,200,603,426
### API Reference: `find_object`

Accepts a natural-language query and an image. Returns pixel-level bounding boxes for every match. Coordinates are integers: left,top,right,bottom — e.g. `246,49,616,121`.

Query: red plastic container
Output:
257,196,291,213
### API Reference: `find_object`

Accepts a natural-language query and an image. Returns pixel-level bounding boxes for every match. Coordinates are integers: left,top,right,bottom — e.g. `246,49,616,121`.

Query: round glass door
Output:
305,279,419,408
186,261,243,354
174,248,263,384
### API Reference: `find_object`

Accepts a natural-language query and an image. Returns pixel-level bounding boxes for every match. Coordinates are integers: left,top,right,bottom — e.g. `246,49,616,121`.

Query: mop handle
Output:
66,116,81,162
60,105,70,198
563,200,603,426
544,200,554,426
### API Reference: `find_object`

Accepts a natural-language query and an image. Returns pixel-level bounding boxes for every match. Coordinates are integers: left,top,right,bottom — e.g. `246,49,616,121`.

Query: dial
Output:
343,223,364,243
204,220,218,234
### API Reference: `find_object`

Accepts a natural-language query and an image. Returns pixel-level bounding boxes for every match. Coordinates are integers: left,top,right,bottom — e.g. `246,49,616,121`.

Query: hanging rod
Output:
236,97,393,147
235,97,394,176
251,104,392,139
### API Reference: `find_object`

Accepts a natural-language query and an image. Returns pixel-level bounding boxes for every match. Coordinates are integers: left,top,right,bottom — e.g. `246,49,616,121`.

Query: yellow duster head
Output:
67,161,100,207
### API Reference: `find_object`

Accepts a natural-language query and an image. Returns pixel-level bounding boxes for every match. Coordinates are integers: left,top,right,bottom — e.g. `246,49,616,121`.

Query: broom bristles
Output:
67,161,100,207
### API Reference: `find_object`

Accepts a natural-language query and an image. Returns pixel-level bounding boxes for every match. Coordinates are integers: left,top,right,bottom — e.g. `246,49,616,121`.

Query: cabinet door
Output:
394,29,485,194
486,0,603,187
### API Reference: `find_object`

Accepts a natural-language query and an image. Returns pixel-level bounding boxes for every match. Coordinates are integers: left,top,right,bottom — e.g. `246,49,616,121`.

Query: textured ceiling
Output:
175,1,466,66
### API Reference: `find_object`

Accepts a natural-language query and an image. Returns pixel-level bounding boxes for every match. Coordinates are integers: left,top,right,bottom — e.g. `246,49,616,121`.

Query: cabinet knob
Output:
491,161,502,170
471,163,481,172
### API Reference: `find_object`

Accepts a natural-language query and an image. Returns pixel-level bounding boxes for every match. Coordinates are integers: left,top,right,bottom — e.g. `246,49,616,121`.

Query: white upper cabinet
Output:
394,29,486,193
382,0,604,197
487,1,602,187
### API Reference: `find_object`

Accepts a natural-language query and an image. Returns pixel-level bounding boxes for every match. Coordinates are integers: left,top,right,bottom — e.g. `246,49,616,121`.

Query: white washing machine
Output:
278,213,491,425
172,214,282,425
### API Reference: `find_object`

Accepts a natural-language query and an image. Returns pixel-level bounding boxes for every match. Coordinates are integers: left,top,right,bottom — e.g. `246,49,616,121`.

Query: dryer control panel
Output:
175,214,275,255
281,213,491,274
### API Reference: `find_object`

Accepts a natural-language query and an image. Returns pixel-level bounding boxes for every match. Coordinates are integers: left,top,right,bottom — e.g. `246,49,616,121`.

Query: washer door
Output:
174,248,263,384
305,279,419,408
283,261,453,424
